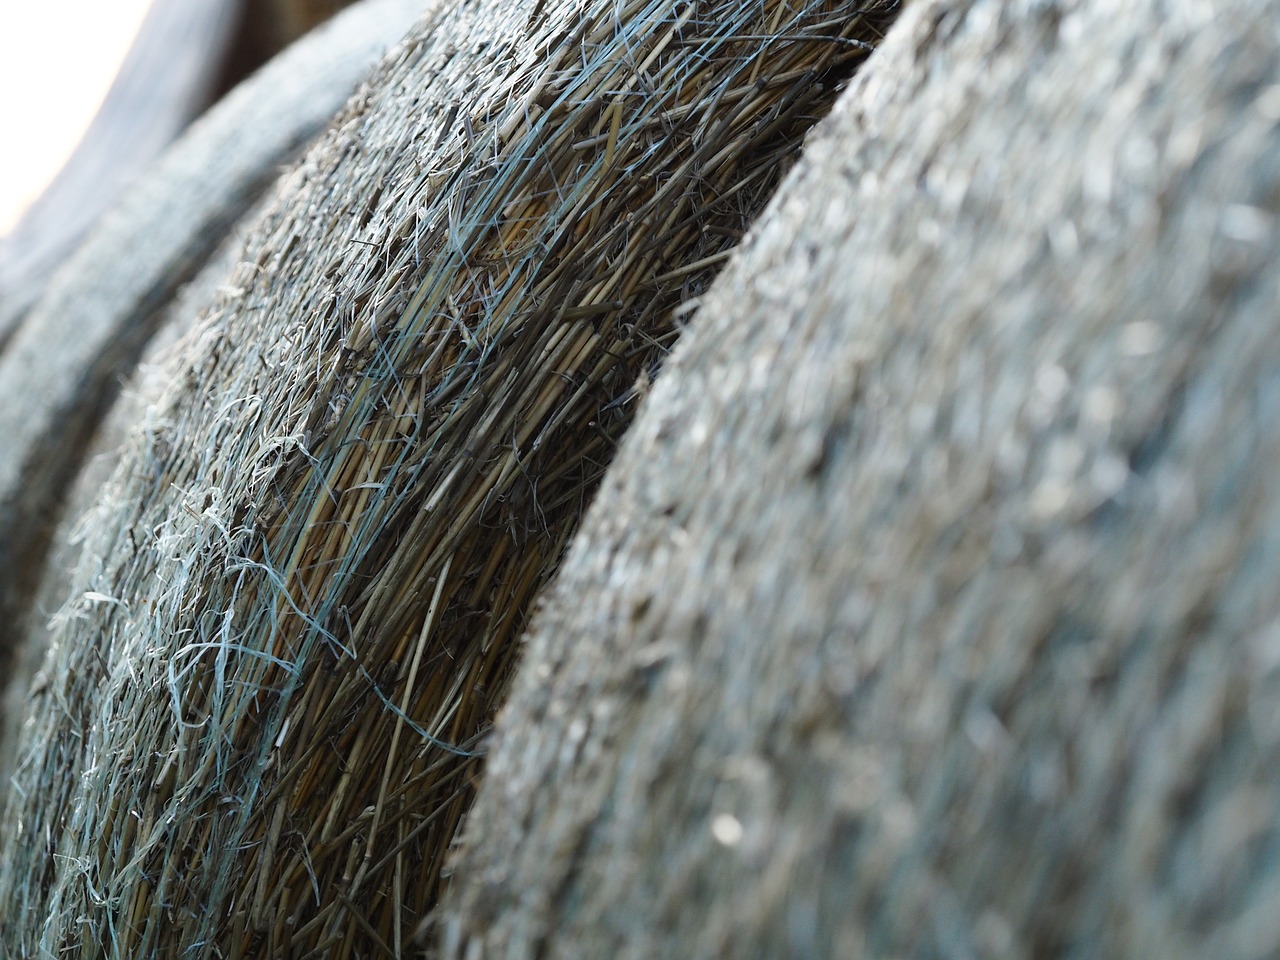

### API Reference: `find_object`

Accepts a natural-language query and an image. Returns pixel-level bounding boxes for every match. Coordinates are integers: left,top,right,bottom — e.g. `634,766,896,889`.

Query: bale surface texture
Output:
0,0,895,955
440,0,1280,956
0,0,431,706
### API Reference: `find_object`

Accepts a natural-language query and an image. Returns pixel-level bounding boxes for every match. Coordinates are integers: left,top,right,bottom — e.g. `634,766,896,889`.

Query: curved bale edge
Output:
0,0,898,956
440,0,1280,956
0,0,432,704
0,217,262,788
0,0,376,336
0,0,242,341
0,0,432,643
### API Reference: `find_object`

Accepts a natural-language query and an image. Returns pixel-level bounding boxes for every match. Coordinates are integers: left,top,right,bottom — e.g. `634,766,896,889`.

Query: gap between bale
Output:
0,0,900,956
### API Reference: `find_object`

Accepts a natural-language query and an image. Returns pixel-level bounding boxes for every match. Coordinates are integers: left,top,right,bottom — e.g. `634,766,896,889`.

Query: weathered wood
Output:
440,0,1280,956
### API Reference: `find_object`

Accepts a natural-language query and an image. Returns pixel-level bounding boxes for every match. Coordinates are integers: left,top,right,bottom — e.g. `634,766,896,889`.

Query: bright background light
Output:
0,0,152,234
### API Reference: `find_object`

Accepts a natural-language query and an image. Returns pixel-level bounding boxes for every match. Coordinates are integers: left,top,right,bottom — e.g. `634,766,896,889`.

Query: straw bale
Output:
0,219,258,786
440,0,1280,956
0,0,431,709
0,0,241,342
0,0,896,956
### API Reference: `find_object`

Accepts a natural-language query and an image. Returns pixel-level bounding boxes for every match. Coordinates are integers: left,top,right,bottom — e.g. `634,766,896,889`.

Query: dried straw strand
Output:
0,0,899,956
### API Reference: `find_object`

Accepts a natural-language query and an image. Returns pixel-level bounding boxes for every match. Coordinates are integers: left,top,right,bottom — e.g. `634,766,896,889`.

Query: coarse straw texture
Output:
0,0,431,703
0,0,898,956
439,0,1280,955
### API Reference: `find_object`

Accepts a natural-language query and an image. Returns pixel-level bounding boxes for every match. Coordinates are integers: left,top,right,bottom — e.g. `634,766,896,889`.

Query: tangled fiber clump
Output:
0,0,897,955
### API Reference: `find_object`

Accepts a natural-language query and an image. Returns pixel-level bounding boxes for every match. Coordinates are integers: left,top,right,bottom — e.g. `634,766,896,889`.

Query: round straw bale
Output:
0,216,259,784
0,0,242,341
0,0,432,708
0,0,897,955
439,0,1280,956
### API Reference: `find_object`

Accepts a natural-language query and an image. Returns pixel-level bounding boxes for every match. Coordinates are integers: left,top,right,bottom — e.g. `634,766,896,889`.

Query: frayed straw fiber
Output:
0,0,898,956
440,0,1280,955
0,0,431,693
